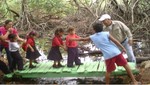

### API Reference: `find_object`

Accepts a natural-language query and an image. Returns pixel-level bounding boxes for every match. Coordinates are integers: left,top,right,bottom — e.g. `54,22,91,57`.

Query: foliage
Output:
0,0,74,22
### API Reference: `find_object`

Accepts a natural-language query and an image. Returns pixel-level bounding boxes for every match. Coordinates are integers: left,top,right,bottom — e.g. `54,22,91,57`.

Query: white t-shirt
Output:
9,42,20,52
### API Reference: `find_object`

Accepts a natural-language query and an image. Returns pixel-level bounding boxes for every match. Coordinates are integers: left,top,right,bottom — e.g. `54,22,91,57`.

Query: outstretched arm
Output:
17,35,26,43
109,34,126,53
70,37,91,41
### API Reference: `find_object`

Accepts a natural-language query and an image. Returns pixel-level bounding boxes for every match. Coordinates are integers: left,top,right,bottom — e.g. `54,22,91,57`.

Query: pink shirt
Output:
0,26,18,47
66,34,80,47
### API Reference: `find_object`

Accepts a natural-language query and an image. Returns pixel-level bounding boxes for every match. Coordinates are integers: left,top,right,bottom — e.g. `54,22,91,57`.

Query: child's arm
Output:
70,37,91,41
16,35,26,43
60,45,67,51
0,29,11,41
109,34,126,53
2,31,10,40
27,44,34,52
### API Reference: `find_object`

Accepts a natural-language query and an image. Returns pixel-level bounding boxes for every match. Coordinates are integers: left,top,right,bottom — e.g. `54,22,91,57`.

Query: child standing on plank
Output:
47,28,66,68
66,27,83,67
26,31,41,68
71,23,138,84
8,34,24,71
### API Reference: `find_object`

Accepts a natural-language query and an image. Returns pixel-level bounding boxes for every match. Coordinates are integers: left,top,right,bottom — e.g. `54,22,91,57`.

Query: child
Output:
47,28,66,68
8,34,24,71
71,23,138,84
26,31,41,68
66,26,83,67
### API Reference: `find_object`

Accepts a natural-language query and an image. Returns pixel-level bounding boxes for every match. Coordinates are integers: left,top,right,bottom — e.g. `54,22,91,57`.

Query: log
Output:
136,57,150,64
79,50,102,57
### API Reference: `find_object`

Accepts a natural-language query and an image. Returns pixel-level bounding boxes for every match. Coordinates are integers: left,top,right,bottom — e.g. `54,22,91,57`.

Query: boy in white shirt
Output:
8,34,24,71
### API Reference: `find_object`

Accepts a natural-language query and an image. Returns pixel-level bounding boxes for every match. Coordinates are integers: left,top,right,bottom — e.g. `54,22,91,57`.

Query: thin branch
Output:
131,0,139,23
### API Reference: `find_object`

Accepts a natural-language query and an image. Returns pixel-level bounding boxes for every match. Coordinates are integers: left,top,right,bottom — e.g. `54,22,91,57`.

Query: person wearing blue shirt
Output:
70,23,137,84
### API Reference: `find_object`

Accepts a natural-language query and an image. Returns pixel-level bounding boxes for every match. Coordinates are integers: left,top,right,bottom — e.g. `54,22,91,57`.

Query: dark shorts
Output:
105,53,127,72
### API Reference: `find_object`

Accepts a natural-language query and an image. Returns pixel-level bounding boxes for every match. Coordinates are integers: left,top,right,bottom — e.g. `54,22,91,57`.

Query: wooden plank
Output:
19,62,38,73
71,66,79,73
4,62,139,78
55,67,64,73
128,62,136,70
97,61,105,72
92,62,99,72
20,68,31,73
84,62,91,72
62,66,72,72
38,62,52,73
44,62,53,73
55,63,66,73
27,62,42,73
35,62,48,73
85,62,91,72
86,62,98,72
76,64,85,73
47,63,63,73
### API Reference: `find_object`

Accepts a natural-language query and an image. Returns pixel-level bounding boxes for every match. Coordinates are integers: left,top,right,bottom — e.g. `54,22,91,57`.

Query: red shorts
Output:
105,53,127,72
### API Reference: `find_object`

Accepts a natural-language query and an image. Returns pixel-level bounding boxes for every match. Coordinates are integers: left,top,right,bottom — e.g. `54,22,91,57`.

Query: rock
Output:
140,60,150,69
140,68,150,84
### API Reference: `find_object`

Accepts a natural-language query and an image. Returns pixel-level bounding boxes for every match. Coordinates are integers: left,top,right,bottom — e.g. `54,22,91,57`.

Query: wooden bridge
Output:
4,61,139,78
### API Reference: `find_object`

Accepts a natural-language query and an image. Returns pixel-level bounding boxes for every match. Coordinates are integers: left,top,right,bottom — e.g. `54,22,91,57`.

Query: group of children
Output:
48,23,138,84
2,22,138,84
8,26,83,71
8,31,40,72
48,27,83,68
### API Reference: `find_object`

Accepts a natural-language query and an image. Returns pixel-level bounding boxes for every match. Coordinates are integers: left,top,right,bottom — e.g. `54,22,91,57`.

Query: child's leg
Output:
17,56,23,70
53,61,57,65
58,61,61,65
67,48,75,67
53,61,59,68
123,64,137,84
12,57,17,70
29,59,36,68
105,72,111,84
58,61,64,67
29,59,33,66
74,48,82,65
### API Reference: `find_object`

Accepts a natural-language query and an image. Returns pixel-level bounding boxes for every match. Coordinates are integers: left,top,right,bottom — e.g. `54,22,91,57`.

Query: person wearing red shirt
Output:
66,27,83,67
0,20,25,72
47,28,66,68
0,30,11,74
26,31,41,68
